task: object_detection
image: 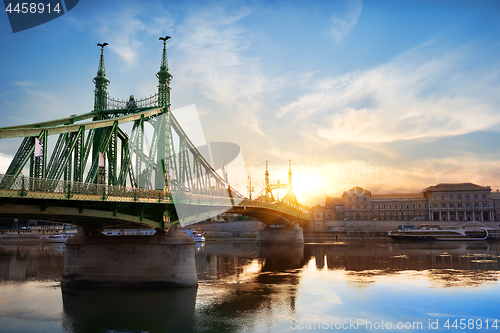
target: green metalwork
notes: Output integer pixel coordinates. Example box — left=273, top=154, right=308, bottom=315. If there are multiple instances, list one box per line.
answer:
left=85, top=121, right=118, bottom=184
left=93, top=43, right=110, bottom=112
left=135, top=115, right=144, bottom=188
left=107, top=121, right=118, bottom=186
left=73, top=127, right=84, bottom=182
left=157, top=36, right=173, bottom=109
left=155, top=37, right=176, bottom=194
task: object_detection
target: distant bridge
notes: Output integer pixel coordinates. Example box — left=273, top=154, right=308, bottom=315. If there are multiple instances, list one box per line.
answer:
left=0, top=38, right=309, bottom=231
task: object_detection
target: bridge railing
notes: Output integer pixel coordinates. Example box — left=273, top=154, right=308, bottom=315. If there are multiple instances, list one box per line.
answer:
left=0, top=174, right=171, bottom=201
left=106, top=94, right=159, bottom=110
left=0, top=174, right=307, bottom=218
left=0, top=174, right=242, bottom=205
left=236, top=199, right=308, bottom=218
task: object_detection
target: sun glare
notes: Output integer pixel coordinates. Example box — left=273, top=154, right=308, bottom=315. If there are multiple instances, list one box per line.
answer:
left=293, top=172, right=330, bottom=206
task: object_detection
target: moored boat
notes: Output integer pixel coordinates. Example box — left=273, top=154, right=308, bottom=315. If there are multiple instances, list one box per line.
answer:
left=480, top=227, right=500, bottom=240
left=389, top=224, right=488, bottom=241
left=182, top=229, right=206, bottom=242
left=42, top=230, right=77, bottom=243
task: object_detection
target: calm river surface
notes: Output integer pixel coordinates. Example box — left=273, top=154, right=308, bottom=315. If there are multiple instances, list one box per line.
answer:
left=0, top=240, right=500, bottom=333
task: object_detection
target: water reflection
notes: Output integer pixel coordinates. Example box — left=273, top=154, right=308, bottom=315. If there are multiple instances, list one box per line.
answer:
left=0, top=240, right=499, bottom=333
left=61, top=286, right=197, bottom=333
left=303, top=241, right=500, bottom=287
left=0, top=244, right=64, bottom=281
left=194, top=242, right=308, bottom=332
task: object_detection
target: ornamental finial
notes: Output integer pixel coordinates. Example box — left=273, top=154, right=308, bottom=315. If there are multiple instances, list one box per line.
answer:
left=159, top=36, right=171, bottom=44
left=159, top=37, right=171, bottom=69
left=97, top=42, right=109, bottom=51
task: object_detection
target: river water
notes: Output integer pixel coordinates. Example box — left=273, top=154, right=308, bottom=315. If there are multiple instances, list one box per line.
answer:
left=0, top=240, right=499, bottom=333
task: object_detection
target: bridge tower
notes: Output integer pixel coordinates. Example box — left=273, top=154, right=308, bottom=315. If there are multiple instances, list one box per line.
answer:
left=93, top=43, right=110, bottom=112
left=288, top=160, right=292, bottom=186
left=92, top=43, right=110, bottom=184
left=155, top=36, right=174, bottom=191
left=257, top=160, right=299, bottom=207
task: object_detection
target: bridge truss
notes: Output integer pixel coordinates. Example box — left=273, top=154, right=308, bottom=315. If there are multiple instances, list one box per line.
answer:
left=0, top=37, right=309, bottom=230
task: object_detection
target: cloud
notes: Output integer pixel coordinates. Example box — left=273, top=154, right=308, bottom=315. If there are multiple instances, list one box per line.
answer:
left=94, top=4, right=174, bottom=69
left=63, top=16, right=85, bottom=32
left=174, top=7, right=267, bottom=136
left=96, top=7, right=146, bottom=67
left=330, top=0, right=363, bottom=43
left=8, top=81, right=68, bottom=116
left=359, top=156, right=500, bottom=195
left=0, top=153, right=13, bottom=174
left=279, top=42, right=500, bottom=146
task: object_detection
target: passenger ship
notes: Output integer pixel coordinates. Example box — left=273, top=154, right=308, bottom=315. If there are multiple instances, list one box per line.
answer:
left=388, top=224, right=491, bottom=241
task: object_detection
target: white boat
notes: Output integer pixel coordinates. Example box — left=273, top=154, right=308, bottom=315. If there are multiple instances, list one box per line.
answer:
left=182, top=229, right=206, bottom=242
left=479, top=227, right=500, bottom=240
left=388, top=224, right=488, bottom=241
left=42, top=231, right=77, bottom=243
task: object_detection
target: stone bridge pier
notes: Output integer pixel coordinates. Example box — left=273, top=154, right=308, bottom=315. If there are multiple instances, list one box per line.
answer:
left=62, top=225, right=198, bottom=287
left=256, top=223, right=304, bottom=244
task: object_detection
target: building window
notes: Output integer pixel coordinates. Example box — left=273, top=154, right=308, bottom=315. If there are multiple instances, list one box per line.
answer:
left=418, top=204, right=421, bottom=208
left=458, top=203, right=463, bottom=208
left=482, top=194, right=487, bottom=199
left=432, top=195, right=437, bottom=200
left=412, top=204, right=415, bottom=209
left=355, top=197, right=359, bottom=202
left=474, top=194, right=479, bottom=199
left=450, top=203, right=454, bottom=208
left=449, top=195, right=454, bottom=200
left=475, top=203, right=479, bottom=208
left=465, top=194, right=470, bottom=199
left=363, top=197, right=367, bottom=201
left=483, top=202, right=488, bottom=208
left=441, top=203, right=446, bottom=208
left=406, top=204, right=409, bottom=209
left=457, top=194, right=462, bottom=200
left=441, top=195, right=445, bottom=200
left=383, top=205, right=386, bottom=209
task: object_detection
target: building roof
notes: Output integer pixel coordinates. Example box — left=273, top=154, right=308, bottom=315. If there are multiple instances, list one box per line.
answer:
left=422, top=183, right=491, bottom=193
left=491, top=191, right=500, bottom=198
left=371, top=193, right=425, bottom=200
left=343, top=186, right=371, bottom=195
left=325, top=196, right=344, bottom=206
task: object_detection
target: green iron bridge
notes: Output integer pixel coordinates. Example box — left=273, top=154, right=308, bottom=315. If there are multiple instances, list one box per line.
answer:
left=0, top=37, right=309, bottom=231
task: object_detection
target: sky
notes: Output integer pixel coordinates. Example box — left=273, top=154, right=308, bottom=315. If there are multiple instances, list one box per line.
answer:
left=1, top=0, right=500, bottom=206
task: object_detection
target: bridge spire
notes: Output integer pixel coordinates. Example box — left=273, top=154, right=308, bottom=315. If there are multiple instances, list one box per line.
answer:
left=157, top=36, right=173, bottom=110
left=265, top=161, right=269, bottom=188
left=288, top=160, right=292, bottom=185
left=93, top=43, right=110, bottom=112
